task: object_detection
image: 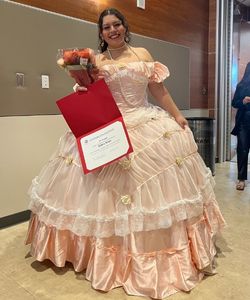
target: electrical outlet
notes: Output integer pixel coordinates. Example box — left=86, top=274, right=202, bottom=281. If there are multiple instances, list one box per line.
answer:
left=41, top=75, right=49, bottom=89
left=16, top=73, right=24, bottom=87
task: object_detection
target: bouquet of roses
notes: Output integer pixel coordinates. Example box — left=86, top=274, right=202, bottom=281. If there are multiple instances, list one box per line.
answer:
left=57, top=48, right=98, bottom=86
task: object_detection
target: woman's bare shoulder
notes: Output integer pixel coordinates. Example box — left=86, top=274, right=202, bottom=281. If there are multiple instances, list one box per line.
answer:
left=131, top=47, right=154, bottom=62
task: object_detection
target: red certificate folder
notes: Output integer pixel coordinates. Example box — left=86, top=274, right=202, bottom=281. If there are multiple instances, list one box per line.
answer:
left=56, top=79, right=133, bottom=174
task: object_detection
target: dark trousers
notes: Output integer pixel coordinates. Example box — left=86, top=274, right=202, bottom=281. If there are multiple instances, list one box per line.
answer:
left=237, top=124, right=250, bottom=180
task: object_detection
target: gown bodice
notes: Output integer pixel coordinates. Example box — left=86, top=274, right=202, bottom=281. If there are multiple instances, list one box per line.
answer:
left=100, top=61, right=169, bottom=114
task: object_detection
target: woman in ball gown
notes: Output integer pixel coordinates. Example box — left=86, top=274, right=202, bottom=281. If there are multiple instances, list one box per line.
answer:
left=26, top=7, right=226, bottom=299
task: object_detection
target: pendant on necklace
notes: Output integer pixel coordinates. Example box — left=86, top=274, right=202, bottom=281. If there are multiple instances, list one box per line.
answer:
left=116, top=63, right=126, bottom=69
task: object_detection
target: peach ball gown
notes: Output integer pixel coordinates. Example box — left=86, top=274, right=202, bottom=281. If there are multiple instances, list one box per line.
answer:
left=26, top=60, right=226, bottom=299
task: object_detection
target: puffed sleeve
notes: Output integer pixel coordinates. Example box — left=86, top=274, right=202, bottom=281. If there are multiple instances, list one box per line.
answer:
left=149, top=61, right=170, bottom=83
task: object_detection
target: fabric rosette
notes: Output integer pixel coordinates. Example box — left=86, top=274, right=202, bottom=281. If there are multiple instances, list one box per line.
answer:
left=57, top=48, right=97, bottom=86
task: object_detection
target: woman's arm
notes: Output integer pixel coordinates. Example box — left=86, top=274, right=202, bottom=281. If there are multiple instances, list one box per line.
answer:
left=148, top=81, right=188, bottom=128
left=140, top=48, right=188, bottom=128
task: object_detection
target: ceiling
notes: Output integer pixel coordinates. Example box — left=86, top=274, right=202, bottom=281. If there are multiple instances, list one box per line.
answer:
left=237, top=0, right=250, bottom=6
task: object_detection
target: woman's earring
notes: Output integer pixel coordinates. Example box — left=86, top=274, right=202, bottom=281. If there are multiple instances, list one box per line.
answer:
left=125, top=32, right=130, bottom=43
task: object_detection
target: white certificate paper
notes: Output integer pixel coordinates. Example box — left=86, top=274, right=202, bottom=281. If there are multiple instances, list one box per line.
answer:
left=80, top=121, right=129, bottom=170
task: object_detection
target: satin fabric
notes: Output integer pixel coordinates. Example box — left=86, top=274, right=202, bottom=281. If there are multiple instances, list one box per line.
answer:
left=26, top=208, right=222, bottom=299
left=26, top=62, right=226, bottom=299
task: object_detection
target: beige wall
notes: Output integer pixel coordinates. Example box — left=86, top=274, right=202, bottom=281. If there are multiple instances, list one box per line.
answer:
left=0, top=115, right=67, bottom=217
left=1, top=1, right=190, bottom=116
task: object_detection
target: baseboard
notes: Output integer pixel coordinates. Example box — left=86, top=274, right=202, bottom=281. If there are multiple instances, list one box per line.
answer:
left=0, top=210, right=31, bottom=229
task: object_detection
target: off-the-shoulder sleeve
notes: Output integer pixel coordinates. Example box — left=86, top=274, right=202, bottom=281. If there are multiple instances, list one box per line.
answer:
left=149, top=61, right=170, bottom=83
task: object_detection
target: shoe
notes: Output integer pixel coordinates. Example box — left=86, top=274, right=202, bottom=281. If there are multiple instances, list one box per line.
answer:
left=202, top=264, right=217, bottom=276
left=236, top=180, right=245, bottom=191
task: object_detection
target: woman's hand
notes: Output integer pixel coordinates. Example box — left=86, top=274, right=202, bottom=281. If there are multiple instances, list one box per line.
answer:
left=73, top=83, right=87, bottom=92
left=73, top=70, right=104, bottom=92
left=71, top=48, right=104, bottom=92
left=175, top=115, right=189, bottom=129
left=243, top=96, right=250, bottom=104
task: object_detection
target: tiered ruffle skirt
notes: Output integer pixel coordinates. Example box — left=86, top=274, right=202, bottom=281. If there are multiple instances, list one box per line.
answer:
left=26, top=106, right=225, bottom=299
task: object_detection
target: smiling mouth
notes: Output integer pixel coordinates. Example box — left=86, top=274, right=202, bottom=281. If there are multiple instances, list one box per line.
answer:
left=109, top=34, right=120, bottom=39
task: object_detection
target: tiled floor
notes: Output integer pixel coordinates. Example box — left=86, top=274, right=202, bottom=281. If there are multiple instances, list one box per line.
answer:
left=0, top=162, right=249, bottom=300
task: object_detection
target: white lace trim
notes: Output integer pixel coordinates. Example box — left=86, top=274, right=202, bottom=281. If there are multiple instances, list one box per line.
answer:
left=28, top=174, right=217, bottom=238
left=29, top=187, right=204, bottom=221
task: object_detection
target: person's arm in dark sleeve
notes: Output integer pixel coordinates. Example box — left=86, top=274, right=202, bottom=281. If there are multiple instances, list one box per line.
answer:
left=232, top=85, right=246, bottom=109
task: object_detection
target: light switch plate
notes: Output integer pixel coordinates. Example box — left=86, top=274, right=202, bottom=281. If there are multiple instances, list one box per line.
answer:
left=41, top=75, right=49, bottom=89
left=137, top=0, right=145, bottom=9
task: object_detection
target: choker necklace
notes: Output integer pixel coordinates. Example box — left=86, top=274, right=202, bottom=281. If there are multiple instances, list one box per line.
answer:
left=107, top=43, right=127, bottom=51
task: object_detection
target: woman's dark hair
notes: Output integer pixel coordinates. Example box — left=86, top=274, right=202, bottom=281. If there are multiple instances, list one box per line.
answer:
left=98, top=8, right=131, bottom=53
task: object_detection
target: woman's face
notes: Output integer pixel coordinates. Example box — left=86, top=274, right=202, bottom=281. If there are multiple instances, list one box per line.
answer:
left=101, top=15, right=126, bottom=49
